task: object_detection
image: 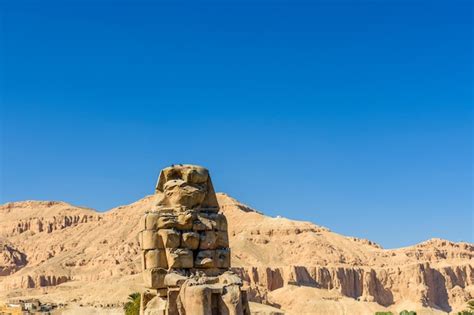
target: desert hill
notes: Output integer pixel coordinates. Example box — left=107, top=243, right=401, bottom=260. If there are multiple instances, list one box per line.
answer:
left=0, top=193, right=472, bottom=314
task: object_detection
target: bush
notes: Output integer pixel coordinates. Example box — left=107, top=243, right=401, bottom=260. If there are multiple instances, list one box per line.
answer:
left=458, top=311, right=474, bottom=315
left=400, top=311, right=416, bottom=315
left=375, top=312, right=393, bottom=315
left=124, top=292, right=140, bottom=315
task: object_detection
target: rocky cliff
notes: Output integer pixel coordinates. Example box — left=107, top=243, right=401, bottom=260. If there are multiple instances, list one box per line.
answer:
left=0, top=194, right=472, bottom=314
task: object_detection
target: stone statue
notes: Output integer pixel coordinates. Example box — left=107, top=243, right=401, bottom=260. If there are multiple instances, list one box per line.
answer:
left=139, top=164, right=250, bottom=315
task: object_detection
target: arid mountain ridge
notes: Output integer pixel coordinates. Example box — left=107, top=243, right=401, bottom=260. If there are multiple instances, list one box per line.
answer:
left=0, top=193, right=472, bottom=314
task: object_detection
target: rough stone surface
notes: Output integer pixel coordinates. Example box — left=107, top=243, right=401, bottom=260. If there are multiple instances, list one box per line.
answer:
left=143, top=268, right=167, bottom=289
left=181, top=232, right=200, bottom=250
left=0, top=180, right=472, bottom=314
left=139, top=165, right=250, bottom=314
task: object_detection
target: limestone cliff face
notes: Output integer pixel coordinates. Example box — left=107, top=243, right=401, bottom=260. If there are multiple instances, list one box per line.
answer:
left=0, top=201, right=101, bottom=237
left=233, top=263, right=473, bottom=311
left=0, top=194, right=472, bottom=313
left=0, top=241, right=27, bottom=276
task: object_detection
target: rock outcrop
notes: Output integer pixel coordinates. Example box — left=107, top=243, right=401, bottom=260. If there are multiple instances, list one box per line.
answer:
left=0, top=184, right=472, bottom=314
left=0, top=240, right=27, bottom=276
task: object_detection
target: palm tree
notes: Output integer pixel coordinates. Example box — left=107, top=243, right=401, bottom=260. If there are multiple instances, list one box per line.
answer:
left=124, top=292, right=141, bottom=315
left=468, top=299, right=474, bottom=310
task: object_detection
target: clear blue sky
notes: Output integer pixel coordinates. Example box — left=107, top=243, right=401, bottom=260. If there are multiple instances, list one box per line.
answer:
left=0, top=0, right=472, bottom=248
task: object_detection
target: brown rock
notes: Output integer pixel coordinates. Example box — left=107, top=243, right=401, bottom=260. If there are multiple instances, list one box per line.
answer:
left=156, top=215, right=177, bottom=229
left=181, top=232, right=200, bottom=250
left=144, top=249, right=167, bottom=269
left=158, top=229, right=181, bottom=248
left=139, top=230, right=163, bottom=250
left=0, top=167, right=471, bottom=314
left=195, top=250, right=216, bottom=268
left=199, top=231, right=218, bottom=250
left=177, top=211, right=194, bottom=230
left=165, top=248, right=193, bottom=269
left=216, top=249, right=231, bottom=269
left=143, top=267, right=167, bottom=289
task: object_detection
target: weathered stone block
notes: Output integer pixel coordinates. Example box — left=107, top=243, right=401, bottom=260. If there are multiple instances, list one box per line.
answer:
left=218, top=271, right=242, bottom=286
left=192, top=213, right=228, bottom=232
left=221, top=284, right=244, bottom=314
left=164, top=272, right=187, bottom=287
left=143, top=296, right=167, bottom=315
left=181, top=232, right=200, bottom=250
left=193, top=214, right=214, bottom=231
left=157, top=215, right=177, bottom=229
left=216, top=231, right=229, bottom=248
left=199, top=231, right=218, bottom=250
left=165, top=248, right=193, bottom=268
left=191, top=268, right=227, bottom=277
left=192, top=220, right=209, bottom=231
left=214, top=213, right=228, bottom=231
left=144, top=249, right=167, bottom=269
left=145, top=212, right=160, bottom=230
left=143, top=267, right=167, bottom=289
left=176, top=211, right=194, bottom=230
left=140, top=165, right=250, bottom=315
left=140, top=230, right=164, bottom=250
left=141, top=291, right=156, bottom=315
left=158, top=229, right=181, bottom=248
left=167, top=288, right=180, bottom=315
left=156, top=289, right=168, bottom=297
left=195, top=250, right=215, bottom=268
left=216, top=249, right=231, bottom=269
left=176, top=285, right=215, bottom=314
left=141, top=251, right=146, bottom=270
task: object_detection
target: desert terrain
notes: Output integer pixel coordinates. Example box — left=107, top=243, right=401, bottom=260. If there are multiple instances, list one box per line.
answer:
left=1, top=193, right=472, bottom=314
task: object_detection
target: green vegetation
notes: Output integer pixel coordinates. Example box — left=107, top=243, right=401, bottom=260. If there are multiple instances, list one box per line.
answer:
left=124, top=292, right=140, bottom=315
left=375, top=312, right=393, bottom=315
left=468, top=300, right=474, bottom=310
left=456, top=300, right=474, bottom=315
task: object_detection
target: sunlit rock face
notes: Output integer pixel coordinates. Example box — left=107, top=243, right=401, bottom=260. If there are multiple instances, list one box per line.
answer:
left=139, top=164, right=250, bottom=315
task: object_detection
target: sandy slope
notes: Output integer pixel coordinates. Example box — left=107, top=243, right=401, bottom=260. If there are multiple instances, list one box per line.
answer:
left=0, top=193, right=472, bottom=314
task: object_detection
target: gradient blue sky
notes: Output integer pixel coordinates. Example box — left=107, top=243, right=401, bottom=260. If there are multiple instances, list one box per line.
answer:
left=1, top=0, right=472, bottom=248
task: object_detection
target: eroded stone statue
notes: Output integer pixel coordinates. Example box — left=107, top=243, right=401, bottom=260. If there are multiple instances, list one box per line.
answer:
left=139, top=164, right=250, bottom=315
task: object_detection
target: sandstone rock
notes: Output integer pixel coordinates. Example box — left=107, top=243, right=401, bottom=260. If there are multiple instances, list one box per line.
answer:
left=144, top=249, right=167, bottom=269
left=199, top=231, right=218, bottom=250
left=0, top=175, right=471, bottom=313
left=155, top=165, right=219, bottom=209
left=164, top=271, right=188, bottom=287
left=195, top=250, right=216, bottom=268
left=143, top=295, right=166, bottom=315
left=145, top=213, right=160, bottom=230
left=165, top=248, right=194, bottom=269
left=216, top=231, right=229, bottom=248
left=156, top=215, right=178, bottom=229
left=139, top=165, right=249, bottom=315
left=216, top=249, right=231, bottom=269
left=181, top=231, right=200, bottom=250
left=143, top=267, right=167, bottom=289
left=158, top=229, right=181, bottom=248
left=139, top=230, right=163, bottom=250
left=177, top=211, right=194, bottom=230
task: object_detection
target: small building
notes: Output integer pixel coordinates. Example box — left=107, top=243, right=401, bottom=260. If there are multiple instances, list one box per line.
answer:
left=22, top=300, right=40, bottom=312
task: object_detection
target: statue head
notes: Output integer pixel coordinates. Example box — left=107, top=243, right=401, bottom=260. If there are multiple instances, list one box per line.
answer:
left=155, top=164, right=218, bottom=209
